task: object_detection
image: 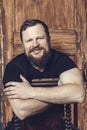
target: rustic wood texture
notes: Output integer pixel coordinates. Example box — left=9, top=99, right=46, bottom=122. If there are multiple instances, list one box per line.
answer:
left=74, top=0, right=86, bottom=70
left=0, top=6, right=2, bottom=130
left=0, top=4, right=6, bottom=129
left=75, top=0, right=87, bottom=129
left=1, top=0, right=87, bottom=130
left=3, top=0, right=14, bottom=62
left=15, top=0, right=75, bottom=31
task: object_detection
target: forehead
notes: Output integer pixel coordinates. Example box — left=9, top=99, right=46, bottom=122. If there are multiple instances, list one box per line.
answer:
left=22, top=24, right=46, bottom=40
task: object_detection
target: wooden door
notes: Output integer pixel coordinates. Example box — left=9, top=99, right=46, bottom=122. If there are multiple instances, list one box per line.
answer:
left=2, top=0, right=87, bottom=130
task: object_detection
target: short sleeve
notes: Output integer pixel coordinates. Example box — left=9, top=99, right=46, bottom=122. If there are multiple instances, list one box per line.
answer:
left=57, top=54, right=77, bottom=75
left=3, top=62, right=22, bottom=87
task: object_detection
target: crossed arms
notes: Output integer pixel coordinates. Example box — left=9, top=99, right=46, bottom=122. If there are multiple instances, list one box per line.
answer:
left=4, top=68, right=85, bottom=120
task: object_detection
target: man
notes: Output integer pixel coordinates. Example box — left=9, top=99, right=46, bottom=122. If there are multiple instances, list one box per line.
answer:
left=3, top=19, right=85, bottom=130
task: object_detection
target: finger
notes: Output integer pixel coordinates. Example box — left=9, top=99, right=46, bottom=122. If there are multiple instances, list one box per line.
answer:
left=5, top=81, right=20, bottom=87
left=7, top=95, right=18, bottom=99
left=20, top=74, right=28, bottom=83
left=4, top=86, right=15, bottom=92
left=4, top=91, right=16, bottom=96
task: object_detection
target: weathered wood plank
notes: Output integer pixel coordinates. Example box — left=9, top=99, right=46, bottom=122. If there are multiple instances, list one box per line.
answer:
left=3, top=0, right=15, bottom=62
left=14, top=0, right=75, bottom=30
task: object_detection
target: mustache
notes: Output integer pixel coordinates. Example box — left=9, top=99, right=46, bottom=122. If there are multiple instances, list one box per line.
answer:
left=29, top=46, right=44, bottom=53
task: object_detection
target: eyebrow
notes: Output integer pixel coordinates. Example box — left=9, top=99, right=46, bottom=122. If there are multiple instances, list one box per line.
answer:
left=25, top=35, right=46, bottom=42
left=26, top=38, right=32, bottom=42
left=23, top=38, right=33, bottom=43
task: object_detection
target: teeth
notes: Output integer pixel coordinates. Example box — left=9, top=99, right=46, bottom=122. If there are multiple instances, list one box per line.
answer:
left=34, top=50, right=39, bottom=52
left=34, top=49, right=41, bottom=52
left=33, top=49, right=41, bottom=53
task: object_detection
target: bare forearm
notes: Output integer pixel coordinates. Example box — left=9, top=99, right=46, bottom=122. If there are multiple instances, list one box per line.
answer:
left=9, top=98, right=50, bottom=120
left=18, top=99, right=51, bottom=119
left=32, top=83, right=85, bottom=104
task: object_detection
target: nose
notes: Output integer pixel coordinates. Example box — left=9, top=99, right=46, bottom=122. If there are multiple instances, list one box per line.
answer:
left=33, top=39, right=39, bottom=47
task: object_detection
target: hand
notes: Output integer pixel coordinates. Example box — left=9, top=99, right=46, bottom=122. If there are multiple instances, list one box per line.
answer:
left=4, top=75, right=34, bottom=99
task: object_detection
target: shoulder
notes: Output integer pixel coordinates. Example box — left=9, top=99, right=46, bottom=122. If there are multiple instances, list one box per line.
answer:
left=59, top=68, right=83, bottom=84
left=51, top=49, right=72, bottom=62
left=3, top=53, right=28, bottom=85
left=6, top=53, right=28, bottom=67
left=4, top=53, right=29, bottom=77
left=10, top=53, right=27, bottom=63
left=51, top=49, right=77, bottom=68
left=48, top=49, right=77, bottom=77
left=51, top=49, right=65, bottom=58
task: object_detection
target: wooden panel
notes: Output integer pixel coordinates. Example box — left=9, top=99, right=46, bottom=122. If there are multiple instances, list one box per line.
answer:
left=54, top=0, right=75, bottom=29
left=3, top=0, right=15, bottom=62
left=14, top=0, right=75, bottom=31
left=75, top=1, right=87, bottom=129
left=78, top=92, right=87, bottom=130
left=0, top=7, right=2, bottom=130
left=50, top=30, right=77, bottom=55
left=15, top=0, right=24, bottom=32
left=0, top=5, right=7, bottom=129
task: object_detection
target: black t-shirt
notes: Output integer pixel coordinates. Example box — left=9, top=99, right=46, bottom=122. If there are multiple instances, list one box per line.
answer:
left=3, top=49, right=77, bottom=130
left=3, top=49, right=77, bottom=85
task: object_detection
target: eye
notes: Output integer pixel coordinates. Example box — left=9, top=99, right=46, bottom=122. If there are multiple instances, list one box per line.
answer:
left=26, top=39, right=33, bottom=43
left=37, top=36, right=44, bottom=41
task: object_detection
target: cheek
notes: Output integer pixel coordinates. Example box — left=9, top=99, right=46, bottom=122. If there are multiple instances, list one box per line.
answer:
left=41, top=41, right=49, bottom=48
left=43, top=43, right=50, bottom=51
left=24, top=45, right=30, bottom=54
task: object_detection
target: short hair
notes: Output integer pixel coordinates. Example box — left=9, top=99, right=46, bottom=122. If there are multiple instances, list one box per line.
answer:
left=20, top=19, right=50, bottom=43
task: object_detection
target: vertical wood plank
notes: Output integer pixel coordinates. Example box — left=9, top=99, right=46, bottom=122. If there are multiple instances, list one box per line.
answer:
left=14, top=0, right=76, bottom=31
left=74, top=1, right=87, bottom=129
left=3, top=0, right=15, bottom=62
left=15, top=0, right=24, bottom=31
left=54, top=0, right=75, bottom=29
left=2, top=0, right=15, bottom=128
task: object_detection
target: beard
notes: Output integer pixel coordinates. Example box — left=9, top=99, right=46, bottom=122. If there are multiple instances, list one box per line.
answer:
left=26, top=47, right=51, bottom=69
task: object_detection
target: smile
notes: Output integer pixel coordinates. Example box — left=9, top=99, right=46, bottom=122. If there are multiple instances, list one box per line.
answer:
left=32, top=49, right=43, bottom=54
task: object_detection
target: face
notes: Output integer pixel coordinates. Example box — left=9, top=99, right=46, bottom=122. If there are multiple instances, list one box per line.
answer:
left=22, top=24, right=50, bottom=67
